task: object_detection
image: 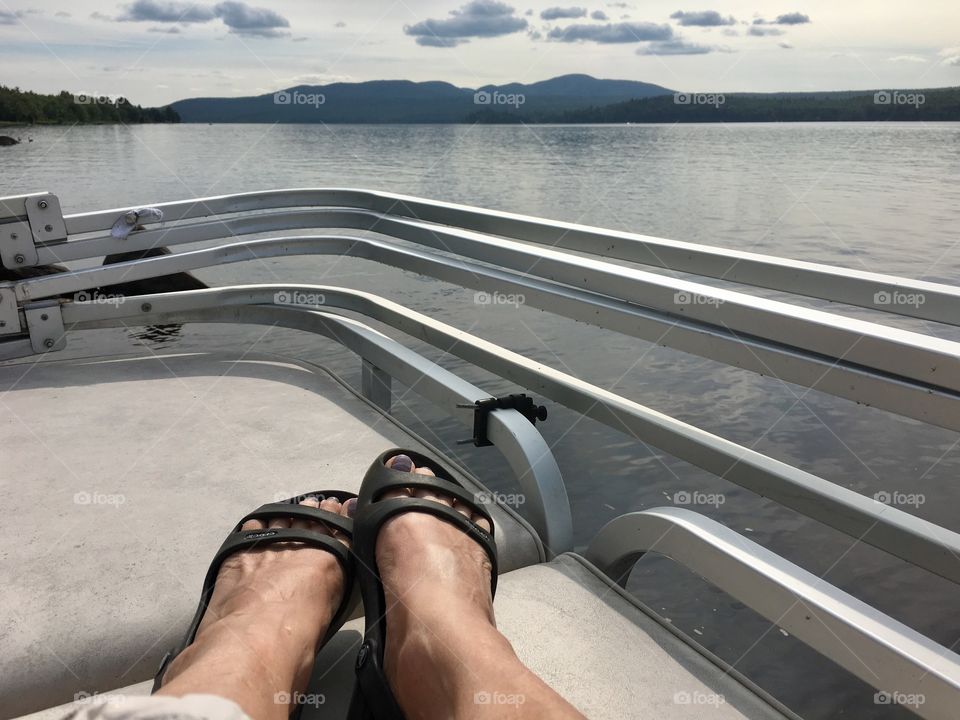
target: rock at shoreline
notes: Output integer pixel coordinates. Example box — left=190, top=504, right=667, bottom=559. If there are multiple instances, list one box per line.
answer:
left=0, top=135, right=21, bottom=146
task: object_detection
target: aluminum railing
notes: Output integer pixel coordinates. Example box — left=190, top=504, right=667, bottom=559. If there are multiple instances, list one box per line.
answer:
left=586, top=508, right=960, bottom=720
left=3, top=188, right=960, bottom=717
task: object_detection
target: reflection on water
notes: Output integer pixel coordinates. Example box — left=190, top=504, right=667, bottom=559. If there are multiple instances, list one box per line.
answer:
left=3, top=122, right=959, bottom=720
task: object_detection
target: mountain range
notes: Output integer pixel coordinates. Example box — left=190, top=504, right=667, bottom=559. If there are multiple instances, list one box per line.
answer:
left=170, top=74, right=673, bottom=123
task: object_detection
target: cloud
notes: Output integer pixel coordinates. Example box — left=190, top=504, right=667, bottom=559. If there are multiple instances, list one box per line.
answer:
left=748, top=25, right=783, bottom=36
left=56, top=11, right=72, bottom=17
left=0, top=10, right=17, bottom=24
left=547, top=21, right=672, bottom=43
left=591, top=10, right=608, bottom=20
left=773, top=12, right=810, bottom=25
left=90, top=11, right=114, bottom=20
left=753, top=12, right=811, bottom=26
left=721, top=27, right=738, bottom=36
left=669, top=10, right=735, bottom=27
left=638, top=38, right=714, bottom=55
left=404, top=1, right=528, bottom=46
left=887, top=55, right=926, bottom=63
left=540, top=6, right=586, bottom=20
left=215, top=1, right=290, bottom=37
left=939, top=47, right=960, bottom=66
left=118, top=0, right=217, bottom=23
left=148, top=25, right=181, bottom=33
left=778, top=41, right=793, bottom=49
left=115, top=1, right=290, bottom=37
left=334, top=21, right=346, bottom=27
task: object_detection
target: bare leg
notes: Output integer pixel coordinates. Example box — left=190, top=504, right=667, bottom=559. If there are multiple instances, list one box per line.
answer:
left=377, top=454, right=585, bottom=719
left=156, top=495, right=352, bottom=720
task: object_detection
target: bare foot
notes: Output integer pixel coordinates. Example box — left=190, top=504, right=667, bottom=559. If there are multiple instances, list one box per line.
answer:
left=375, top=454, right=584, bottom=720
left=158, top=494, right=354, bottom=720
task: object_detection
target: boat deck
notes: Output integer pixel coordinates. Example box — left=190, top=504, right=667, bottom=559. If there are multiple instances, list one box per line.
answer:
left=1, top=352, right=785, bottom=720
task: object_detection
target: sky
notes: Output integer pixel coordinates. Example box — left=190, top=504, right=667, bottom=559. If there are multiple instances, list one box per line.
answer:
left=1, top=0, right=958, bottom=106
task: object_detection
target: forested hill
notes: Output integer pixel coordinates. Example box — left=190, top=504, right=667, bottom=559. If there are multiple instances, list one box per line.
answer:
left=538, top=87, right=960, bottom=124
left=0, top=86, right=180, bottom=124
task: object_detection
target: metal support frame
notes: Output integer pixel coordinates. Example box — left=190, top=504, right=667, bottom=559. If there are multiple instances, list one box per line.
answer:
left=0, top=192, right=66, bottom=269
left=361, top=358, right=392, bottom=412
left=585, top=508, right=960, bottom=720
left=16, top=282, right=958, bottom=587
left=54, top=188, right=960, bottom=326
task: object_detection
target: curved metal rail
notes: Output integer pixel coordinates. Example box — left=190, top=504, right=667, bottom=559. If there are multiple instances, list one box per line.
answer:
left=37, top=187, right=960, bottom=327
left=585, top=507, right=960, bottom=720
left=40, top=282, right=960, bottom=587
left=10, top=234, right=960, bottom=433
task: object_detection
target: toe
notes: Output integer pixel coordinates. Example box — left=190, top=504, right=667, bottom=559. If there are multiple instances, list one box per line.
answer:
left=241, top=518, right=266, bottom=531
left=289, top=496, right=320, bottom=531
left=386, top=454, right=414, bottom=473
left=471, top=513, right=493, bottom=533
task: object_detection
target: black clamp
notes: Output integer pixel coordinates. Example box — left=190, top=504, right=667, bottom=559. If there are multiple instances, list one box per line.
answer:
left=458, top=393, right=548, bottom=447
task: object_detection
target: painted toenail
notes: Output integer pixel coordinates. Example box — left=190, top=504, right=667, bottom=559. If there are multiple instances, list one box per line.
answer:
left=346, top=498, right=358, bottom=517
left=390, top=455, right=413, bottom=472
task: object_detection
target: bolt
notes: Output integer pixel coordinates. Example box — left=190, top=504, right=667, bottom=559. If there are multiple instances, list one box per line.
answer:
left=40, top=313, right=48, bottom=321
left=10, top=232, right=17, bottom=240
left=13, top=253, right=24, bottom=264
left=141, top=302, right=152, bottom=312
left=43, top=338, right=54, bottom=349
left=38, top=200, right=48, bottom=209
left=44, top=224, right=53, bottom=233
left=0, top=321, right=5, bottom=328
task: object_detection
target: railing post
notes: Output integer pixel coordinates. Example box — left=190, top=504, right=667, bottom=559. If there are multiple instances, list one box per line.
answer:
left=361, top=359, right=392, bottom=412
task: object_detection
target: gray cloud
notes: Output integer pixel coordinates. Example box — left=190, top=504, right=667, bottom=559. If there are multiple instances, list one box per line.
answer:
left=669, top=10, right=735, bottom=27
left=540, top=6, right=586, bottom=20
left=547, top=21, right=672, bottom=43
left=0, top=10, right=16, bottom=25
left=118, top=1, right=217, bottom=23
left=404, top=1, right=527, bottom=47
left=334, top=21, right=346, bottom=28
left=638, top=38, right=712, bottom=55
left=748, top=25, right=783, bottom=36
left=214, top=1, right=289, bottom=37
left=778, top=41, right=793, bottom=49
left=148, top=25, right=181, bottom=33
left=56, top=11, right=72, bottom=17
left=116, top=1, right=290, bottom=36
left=591, top=10, right=608, bottom=20
left=753, top=12, right=811, bottom=26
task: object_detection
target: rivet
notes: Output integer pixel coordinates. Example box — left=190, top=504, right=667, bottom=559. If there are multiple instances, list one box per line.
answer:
left=43, top=338, right=54, bottom=349
left=44, top=224, right=53, bottom=232
left=10, top=232, right=17, bottom=240
left=13, top=253, right=24, bottom=264
left=38, top=200, right=48, bottom=209
left=141, top=302, right=152, bottom=312
left=40, top=313, right=49, bottom=321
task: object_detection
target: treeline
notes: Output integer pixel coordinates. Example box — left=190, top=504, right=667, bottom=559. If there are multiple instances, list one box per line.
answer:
left=0, top=86, right=180, bottom=124
left=468, top=87, right=960, bottom=123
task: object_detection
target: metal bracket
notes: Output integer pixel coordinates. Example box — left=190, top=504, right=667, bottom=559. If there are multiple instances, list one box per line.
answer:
left=458, top=393, right=548, bottom=447
left=0, top=193, right=65, bottom=269
left=25, top=302, right=66, bottom=353
left=25, top=194, right=67, bottom=244
left=0, top=287, right=20, bottom=335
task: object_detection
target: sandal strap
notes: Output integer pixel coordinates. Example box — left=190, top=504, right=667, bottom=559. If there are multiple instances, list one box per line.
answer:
left=153, top=491, right=356, bottom=693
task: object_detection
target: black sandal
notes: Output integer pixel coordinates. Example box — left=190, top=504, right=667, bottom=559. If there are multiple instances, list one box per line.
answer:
left=153, top=490, right=358, bottom=692
left=348, top=449, right=498, bottom=720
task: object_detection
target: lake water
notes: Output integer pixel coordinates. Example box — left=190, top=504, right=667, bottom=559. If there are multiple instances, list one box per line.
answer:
left=3, top=123, right=959, bottom=719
